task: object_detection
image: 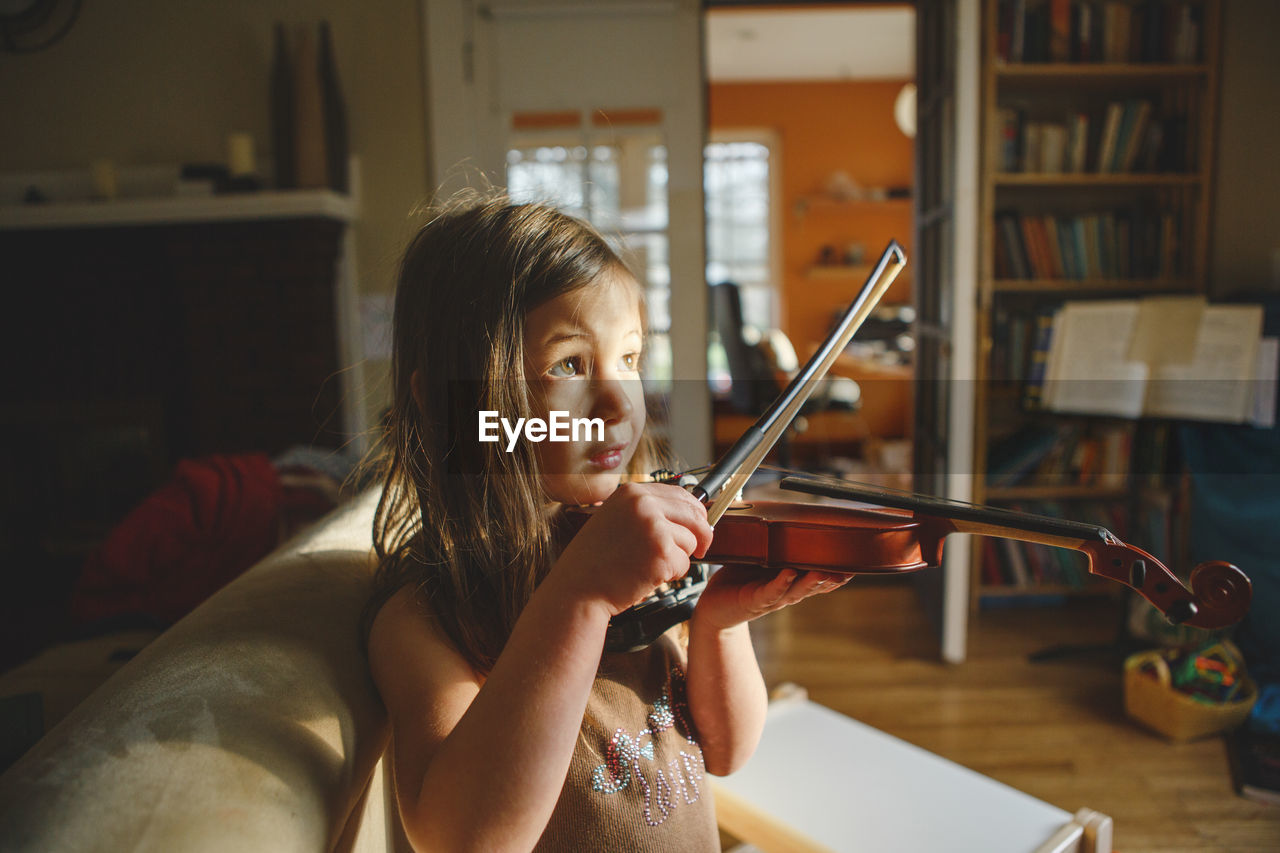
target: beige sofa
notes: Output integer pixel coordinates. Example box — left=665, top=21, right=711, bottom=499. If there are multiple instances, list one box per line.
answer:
left=0, top=489, right=402, bottom=852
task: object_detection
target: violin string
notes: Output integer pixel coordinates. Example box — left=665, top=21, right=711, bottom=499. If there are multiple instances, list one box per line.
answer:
left=737, top=464, right=1118, bottom=536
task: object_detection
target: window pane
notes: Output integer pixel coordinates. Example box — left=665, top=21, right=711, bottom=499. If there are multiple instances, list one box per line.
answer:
left=704, top=140, right=773, bottom=330
left=508, top=132, right=671, bottom=390
left=507, top=145, right=587, bottom=216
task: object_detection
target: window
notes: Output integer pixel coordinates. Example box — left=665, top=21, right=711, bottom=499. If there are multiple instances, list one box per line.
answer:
left=508, top=132, right=672, bottom=386
left=704, top=138, right=776, bottom=331
left=507, top=129, right=778, bottom=389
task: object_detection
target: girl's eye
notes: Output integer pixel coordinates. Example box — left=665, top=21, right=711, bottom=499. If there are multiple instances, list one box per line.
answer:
left=547, top=356, right=582, bottom=378
left=619, top=352, right=640, bottom=372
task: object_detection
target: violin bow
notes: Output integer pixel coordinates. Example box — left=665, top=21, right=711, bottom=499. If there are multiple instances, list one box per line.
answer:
left=692, top=240, right=907, bottom=522
left=601, top=241, right=905, bottom=653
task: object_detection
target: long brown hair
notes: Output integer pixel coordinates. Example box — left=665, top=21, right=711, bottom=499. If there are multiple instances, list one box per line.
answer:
left=365, top=193, right=668, bottom=672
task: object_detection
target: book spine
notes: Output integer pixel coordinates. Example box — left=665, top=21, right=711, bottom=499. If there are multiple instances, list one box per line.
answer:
left=1110, top=99, right=1139, bottom=172
left=1043, top=214, right=1066, bottom=279
left=1049, top=0, right=1072, bottom=62
left=1041, top=122, right=1067, bottom=173
left=1057, top=217, right=1079, bottom=279
left=999, top=212, right=1033, bottom=280
left=998, top=106, right=1023, bottom=172
left=1022, top=121, right=1044, bottom=172
left=1096, top=101, right=1125, bottom=173
left=1021, top=214, right=1049, bottom=279
left=1120, top=101, right=1153, bottom=172
left=1072, top=218, right=1090, bottom=279
left=1023, top=308, right=1058, bottom=409
left=1000, top=537, right=1032, bottom=587
left=1011, top=0, right=1027, bottom=62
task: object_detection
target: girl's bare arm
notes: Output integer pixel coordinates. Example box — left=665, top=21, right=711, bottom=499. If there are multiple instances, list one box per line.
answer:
left=370, top=581, right=610, bottom=853
left=685, top=567, right=851, bottom=775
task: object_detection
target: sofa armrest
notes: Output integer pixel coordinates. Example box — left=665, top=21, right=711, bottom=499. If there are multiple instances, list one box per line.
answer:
left=0, top=490, right=391, bottom=852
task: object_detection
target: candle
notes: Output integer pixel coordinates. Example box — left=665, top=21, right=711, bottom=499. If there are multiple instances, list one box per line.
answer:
left=90, top=159, right=118, bottom=201
left=227, top=132, right=256, bottom=177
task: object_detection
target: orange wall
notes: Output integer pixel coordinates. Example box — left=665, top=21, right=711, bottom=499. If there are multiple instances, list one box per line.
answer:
left=709, top=80, right=915, bottom=350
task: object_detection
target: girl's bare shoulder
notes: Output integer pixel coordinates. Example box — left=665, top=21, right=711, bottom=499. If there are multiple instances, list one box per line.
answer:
left=367, top=586, right=482, bottom=717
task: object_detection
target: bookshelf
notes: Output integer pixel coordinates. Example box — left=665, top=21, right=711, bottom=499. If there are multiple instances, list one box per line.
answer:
left=974, top=0, right=1219, bottom=605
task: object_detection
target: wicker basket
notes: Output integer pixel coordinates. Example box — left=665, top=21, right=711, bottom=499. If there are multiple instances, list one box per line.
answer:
left=1124, top=643, right=1257, bottom=742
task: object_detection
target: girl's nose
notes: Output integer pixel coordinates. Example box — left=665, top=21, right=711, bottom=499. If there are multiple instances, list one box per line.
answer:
left=591, top=377, right=634, bottom=424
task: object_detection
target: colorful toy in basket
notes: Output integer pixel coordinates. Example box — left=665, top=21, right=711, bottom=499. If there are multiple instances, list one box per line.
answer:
left=1124, top=639, right=1258, bottom=742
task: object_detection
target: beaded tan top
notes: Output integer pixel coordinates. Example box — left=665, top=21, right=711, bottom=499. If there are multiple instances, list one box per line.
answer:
left=534, top=632, right=720, bottom=852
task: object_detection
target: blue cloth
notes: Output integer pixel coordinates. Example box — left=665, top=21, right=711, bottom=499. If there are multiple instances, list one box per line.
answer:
left=1180, top=423, right=1280, bottom=682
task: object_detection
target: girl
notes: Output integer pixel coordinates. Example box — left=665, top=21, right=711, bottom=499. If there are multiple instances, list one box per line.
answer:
left=365, top=194, right=850, bottom=852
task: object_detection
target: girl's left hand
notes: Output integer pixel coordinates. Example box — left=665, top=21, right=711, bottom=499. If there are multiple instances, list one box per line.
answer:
left=692, top=565, right=852, bottom=632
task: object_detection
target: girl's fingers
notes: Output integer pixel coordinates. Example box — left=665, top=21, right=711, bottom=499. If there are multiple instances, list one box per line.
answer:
left=762, top=569, right=800, bottom=605
left=773, top=570, right=850, bottom=606
left=808, top=572, right=852, bottom=593
left=649, top=483, right=713, bottom=557
left=667, top=522, right=698, bottom=562
left=669, top=487, right=714, bottom=557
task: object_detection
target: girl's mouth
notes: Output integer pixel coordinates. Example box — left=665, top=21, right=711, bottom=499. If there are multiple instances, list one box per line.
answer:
left=587, top=443, right=629, bottom=470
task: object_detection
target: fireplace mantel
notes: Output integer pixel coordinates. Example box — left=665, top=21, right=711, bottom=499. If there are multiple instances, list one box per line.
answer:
left=0, top=188, right=357, bottom=230
left=2, top=190, right=368, bottom=467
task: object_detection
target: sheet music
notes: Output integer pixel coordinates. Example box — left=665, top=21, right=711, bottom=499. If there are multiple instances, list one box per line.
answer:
left=1127, top=295, right=1205, bottom=366
left=1144, top=305, right=1264, bottom=422
left=1043, top=300, right=1148, bottom=418
left=1249, top=337, right=1278, bottom=429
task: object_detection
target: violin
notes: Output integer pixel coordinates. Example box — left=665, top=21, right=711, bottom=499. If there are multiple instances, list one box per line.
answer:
left=570, top=242, right=1252, bottom=652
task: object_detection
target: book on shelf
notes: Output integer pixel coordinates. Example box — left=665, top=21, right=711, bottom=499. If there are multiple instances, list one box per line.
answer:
left=1040, top=123, right=1068, bottom=174
left=1022, top=121, right=1044, bottom=172
left=994, top=208, right=1179, bottom=281
left=997, top=0, right=1205, bottom=65
left=995, top=98, right=1188, bottom=174
left=1049, top=0, right=1072, bottom=62
left=1096, top=101, right=1126, bottom=173
left=1024, top=296, right=1270, bottom=423
left=986, top=426, right=1064, bottom=487
left=1066, top=112, right=1090, bottom=172
left=1072, top=0, right=1095, bottom=62
left=1130, top=421, right=1174, bottom=488
left=1020, top=307, right=1058, bottom=407
left=1119, top=101, right=1153, bottom=171
left=996, top=107, right=1023, bottom=172
left=986, top=422, right=1134, bottom=489
left=999, top=537, right=1033, bottom=586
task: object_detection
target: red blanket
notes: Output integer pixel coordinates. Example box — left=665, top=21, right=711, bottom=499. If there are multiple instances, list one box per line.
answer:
left=70, top=454, right=282, bottom=627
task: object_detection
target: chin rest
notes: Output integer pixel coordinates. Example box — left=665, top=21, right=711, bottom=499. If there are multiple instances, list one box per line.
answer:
left=0, top=489, right=399, bottom=852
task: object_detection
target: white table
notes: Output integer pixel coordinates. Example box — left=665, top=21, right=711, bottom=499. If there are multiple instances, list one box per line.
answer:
left=711, top=695, right=1111, bottom=853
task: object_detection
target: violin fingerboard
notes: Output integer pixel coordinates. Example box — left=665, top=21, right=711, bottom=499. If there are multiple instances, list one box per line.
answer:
left=779, top=477, right=1114, bottom=544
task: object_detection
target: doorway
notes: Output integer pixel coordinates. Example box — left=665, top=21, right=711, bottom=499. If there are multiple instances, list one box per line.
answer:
left=704, top=3, right=918, bottom=486
left=705, top=1, right=980, bottom=663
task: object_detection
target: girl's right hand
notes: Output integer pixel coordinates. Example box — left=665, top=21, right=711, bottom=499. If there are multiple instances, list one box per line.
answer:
left=548, top=482, right=714, bottom=616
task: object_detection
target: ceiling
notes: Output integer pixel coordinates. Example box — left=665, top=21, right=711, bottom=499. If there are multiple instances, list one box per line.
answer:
left=705, top=5, right=915, bottom=82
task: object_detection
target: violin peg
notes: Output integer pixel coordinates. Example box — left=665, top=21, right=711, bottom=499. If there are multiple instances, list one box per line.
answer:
left=1130, top=559, right=1147, bottom=589
left=1167, top=599, right=1198, bottom=625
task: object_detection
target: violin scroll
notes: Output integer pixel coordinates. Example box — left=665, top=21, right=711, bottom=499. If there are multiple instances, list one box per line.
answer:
left=1082, top=539, right=1251, bottom=630
left=1187, top=560, right=1253, bottom=628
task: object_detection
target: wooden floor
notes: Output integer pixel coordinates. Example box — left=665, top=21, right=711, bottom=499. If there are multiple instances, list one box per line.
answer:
left=740, top=579, right=1280, bottom=853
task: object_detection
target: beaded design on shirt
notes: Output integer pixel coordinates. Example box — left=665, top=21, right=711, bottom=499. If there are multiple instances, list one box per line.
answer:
left=589, top=664, right=705, bottom=826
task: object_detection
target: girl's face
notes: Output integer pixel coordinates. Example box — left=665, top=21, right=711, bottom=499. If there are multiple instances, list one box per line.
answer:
left=523, top=269, right=647, bottom=506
